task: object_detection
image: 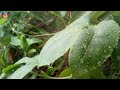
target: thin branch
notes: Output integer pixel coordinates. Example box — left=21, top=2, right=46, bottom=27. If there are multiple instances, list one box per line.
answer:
left=32, top=33, right=55, bottom=37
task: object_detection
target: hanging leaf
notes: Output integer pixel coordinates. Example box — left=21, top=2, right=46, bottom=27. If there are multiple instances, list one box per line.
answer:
left=37, top=11, right=92, bottom=67
left=69, top=20, right=120, bottom=78
left=20, top=34, right=29, bottom=52
left=0, top=11, right=92, bottom=79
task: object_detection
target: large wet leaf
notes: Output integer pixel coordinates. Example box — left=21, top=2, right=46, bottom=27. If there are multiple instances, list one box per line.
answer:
left=37, top=11, right=92, bottom=67
left=69, top=20, right=120, bottom=78
left=0, top=11, right=92, bottom=79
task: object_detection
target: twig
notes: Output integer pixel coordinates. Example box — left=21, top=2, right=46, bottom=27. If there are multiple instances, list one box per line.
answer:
left=32, top=33, right=55, bottom=37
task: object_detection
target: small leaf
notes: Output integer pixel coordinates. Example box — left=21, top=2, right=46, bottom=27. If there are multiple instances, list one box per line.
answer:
left=46, top=66, right=56, bottom=76
left=2, top=64, right=20, bottom=74
left=90, top=11, right=106, bottom=23
left=6, top=57, right=37, bottom=79
left=59, top=68, right=71, bottom=77
left=20, top=34, right=29, bottom=52
left=28, top=49, right=36, bottom=54
left=27, top=38, right=42, bottom=45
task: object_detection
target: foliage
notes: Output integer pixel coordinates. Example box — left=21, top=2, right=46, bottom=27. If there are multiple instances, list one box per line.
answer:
left=1, top=11, right=120, bottom=79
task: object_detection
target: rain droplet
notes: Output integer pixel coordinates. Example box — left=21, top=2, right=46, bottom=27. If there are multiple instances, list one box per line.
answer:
left=87, top=38, right=89, bottom=40
left=104, top=50, right=106, bottom=53
left=97, top=49, right=99, bottom=52
left=92, top=66, right=96, bottom=70
left=84, top=69, right=88, bottom=73
left=105, top=33, right=108, bottom=35
left=108, top=46, right=111, bottom=49
left=88, top=55, right=91, bottom=58
left=97, top=61, right=101, bottom=66
left=84, top=39, right=87, bottom=42
left=99, top=39, right=102, bottom=41
left=86, top=32, right=89, bottom=35
left=80, top=59, right=84, bottom=64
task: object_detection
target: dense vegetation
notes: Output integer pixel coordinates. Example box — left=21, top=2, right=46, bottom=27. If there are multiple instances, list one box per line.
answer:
left=1, top=11, right=120, bottom=79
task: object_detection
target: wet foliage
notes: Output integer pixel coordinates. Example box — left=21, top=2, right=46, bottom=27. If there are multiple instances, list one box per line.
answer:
left=0, top=11, right=120, bottom=79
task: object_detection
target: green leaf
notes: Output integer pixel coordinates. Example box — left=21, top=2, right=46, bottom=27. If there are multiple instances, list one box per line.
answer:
left=59, top=68, right=71, bottom=77
left=69, top=20, right=120, bottom=78
left=111, top=11, right=120, bottom=17
left=46, top=66, right=56, bottom=76
left=90, top=11, right=106, bottom=23
left=37, top=11, right=92, bottom=67
left=10, top=36, right=42, bottom=46
left=0, top=29, right=4, bottom=37
left=2, top=64, right=20, bottom=74
left=89, top=69, right=106, bottom=79
left=28, top=49, right=36, bottom=54
left=27, top=38, right=42, bottom=45
left=10, top=37, right=21, bottom=46
left=20, top=34, right=29, bottom=52
left=1, top=11, right=93, bottom=79
left=69, top=11, right=85, bottom=23
left=0, top=19, right=8, bottom=25
left=7, top=57, right=37, bottom=79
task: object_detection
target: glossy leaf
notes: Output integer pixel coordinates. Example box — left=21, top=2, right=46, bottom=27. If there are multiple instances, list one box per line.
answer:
left=37, top=11, right=92, bottom=67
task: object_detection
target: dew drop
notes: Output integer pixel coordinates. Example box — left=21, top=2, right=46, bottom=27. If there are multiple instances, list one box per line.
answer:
left=99, top=39, right=102, bottom=41
left=84, top=69, right=88, bottom=73
left=105, top=33, right=108, bottom=35
left=80, top=59, right=84, bottom=64
left=104, top=50, right=106, bottom=53
left=88, top=55, right=91, bottom=58
left=84, top=39, right=87, bottom=42
left=97, top=61, right=101, bottom=66
left=97, top=49, right=99, bottom=52
left=108, top=46, right=111, bottom=49
left=92, top=66, right=96, bottom=70
left=86, top=32, right=89, bottom=35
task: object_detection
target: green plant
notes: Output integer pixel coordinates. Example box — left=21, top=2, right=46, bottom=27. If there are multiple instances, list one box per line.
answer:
left=1, top=11, right=120, bottom=79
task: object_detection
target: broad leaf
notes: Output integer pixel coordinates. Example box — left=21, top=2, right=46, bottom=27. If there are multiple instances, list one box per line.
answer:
left=7, top=57, right=37, bottom=79
left=10, top=37, right=21, bottom=46
left=37, top=11, right=92, bottom=67
left=69, top=20, right=120, bottom=78
left=1, top=11, right=94, bottom=79
left=10, top=36, right=42, bottom=46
